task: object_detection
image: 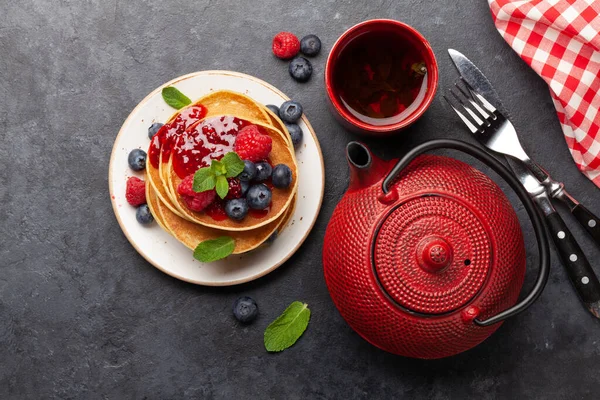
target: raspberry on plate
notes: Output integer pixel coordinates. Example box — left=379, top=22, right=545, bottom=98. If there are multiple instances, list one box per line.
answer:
left=272, top=32, right=300, bottom=60
left=234, top=125, right=272, bottom=162
left=125, top=176, right=146, bottom=206
left=177, top=174, right=216, bottom=212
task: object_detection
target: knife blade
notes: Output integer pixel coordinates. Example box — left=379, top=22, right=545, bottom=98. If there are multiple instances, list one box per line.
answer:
left=449, top=48, right=600, bottom=248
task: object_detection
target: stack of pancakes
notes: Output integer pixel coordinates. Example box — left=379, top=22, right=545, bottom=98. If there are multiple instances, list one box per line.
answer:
left=145, top=90, right=299, bottom=255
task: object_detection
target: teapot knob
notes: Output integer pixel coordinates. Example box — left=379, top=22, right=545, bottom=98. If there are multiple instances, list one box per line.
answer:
left=461, top=306, right=481, bottom=324
left=416, top=236, right=453, bottom=273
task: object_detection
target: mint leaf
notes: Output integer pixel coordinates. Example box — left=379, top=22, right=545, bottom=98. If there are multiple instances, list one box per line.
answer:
left=162, top=86, right=192, bottom=109
left=193, top=167, right=216, bottom=192
left=264, top=301, right=310, bottom=352
left=215, top=175, right=229, bottom=199
left=221, top=152, right=245, bottom=178
left=194, top=236, right=235, bottom=262
left=211, top=160, right=227, bottom=176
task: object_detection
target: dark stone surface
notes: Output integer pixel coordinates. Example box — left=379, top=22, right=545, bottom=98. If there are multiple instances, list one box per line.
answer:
left=1, top=0, right=599, bottom=398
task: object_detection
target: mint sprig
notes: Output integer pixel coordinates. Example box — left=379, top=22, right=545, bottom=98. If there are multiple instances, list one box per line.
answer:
left=193, top=152, right=245, bottom=199
left=264, top=301, right=311, bottom=352
left=162, top=86, right=192, bottom=109
left=194, top=236, right=235, bottom=262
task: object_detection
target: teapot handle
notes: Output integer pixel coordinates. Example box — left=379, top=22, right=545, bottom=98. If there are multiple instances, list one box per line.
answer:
left=382, top=139, right=550, bottom=327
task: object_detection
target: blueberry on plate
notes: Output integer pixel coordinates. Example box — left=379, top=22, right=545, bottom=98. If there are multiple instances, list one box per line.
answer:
left=266, top=230, right=278, bottom=244
left=284, top=123, right=303, bottom=149
left=300, top=34, right=321, bottom=57
left=233, top=296, right=258, bottom=323
left=279, top=100, right=303, bottom=123
left=266, top=104, right=280, bottom=116
left=272, top=164, right=293, bottom=189
left=128, top=149, right=147, bottom=171
left=225, top=198, right=249, bottom=221
left=240, top=180, right=250, bottom=196
left=238, top=160, right=257, bottom=181
left=136, top=204, right=154, bottom=224
left=148, top=122, right=163, bottom=139
left=247, top=184, right=272, bottom=210
left=289, top=57, right=313, bottom=82
left=254, top=162, right=272, bottom=181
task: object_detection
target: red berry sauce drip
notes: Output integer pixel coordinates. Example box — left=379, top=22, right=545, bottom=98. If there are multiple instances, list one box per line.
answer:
left=204, top=200, right=228, bottom=221
left=248, top=206, right=271, bottom=219
left=171, top=116, right=250, bottom=179
left=148, top=105, right=207, bottom=168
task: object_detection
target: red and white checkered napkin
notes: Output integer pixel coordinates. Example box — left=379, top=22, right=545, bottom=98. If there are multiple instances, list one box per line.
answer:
left=489, top=0, right=600, bottom=186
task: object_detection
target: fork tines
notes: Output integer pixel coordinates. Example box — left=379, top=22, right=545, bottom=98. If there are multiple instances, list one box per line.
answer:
left=443, top=78, right=498, bottom=133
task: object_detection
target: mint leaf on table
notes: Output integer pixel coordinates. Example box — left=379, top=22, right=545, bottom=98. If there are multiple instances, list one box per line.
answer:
left=264, top=301, right=311, bottom=352
left=221, top=152, right=245, bottom=178
left=193, top=167, right=216, bottom=192
left=162, top=86, right=192, bottom=109
left=215, top=175, right=229, bottom=199
left=194, top=236, right=235, bottom=262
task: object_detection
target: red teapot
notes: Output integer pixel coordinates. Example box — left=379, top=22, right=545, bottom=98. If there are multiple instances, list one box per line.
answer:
left=323, top=139, right=550, bottom=359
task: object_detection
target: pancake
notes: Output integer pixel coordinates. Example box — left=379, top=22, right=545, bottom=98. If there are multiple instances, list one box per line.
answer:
left=165, top=117, right=298, bottom=231
left=155, top=185, right=297, bottom=254
left=146, top=180, right=171, bottom=233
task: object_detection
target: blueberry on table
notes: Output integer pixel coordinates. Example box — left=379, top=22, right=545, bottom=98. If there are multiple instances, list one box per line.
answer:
left=300, top=34, right=321, bottom=57
left=284, top=123, right=303, bottom=149
left=148, top=122, right=163, bottom=139
left=225, top=198, right=249, bottom=221
left=289, top=57, right=313, bottom=82
left=136, top=204, right=154, bottom=224
left=233, top=296, right=258, bottom=323
left=272, top=164, right=293, bottom=189
left=128, top=149, right=147, bottom=171
left=239, top=160, right=257, bottom=181
left=266, top=104, right=280, bottom=116
left=254, top=162, right=273, bottom=181
left=247, top=184, right=272, bottom=210
left=279, top=100, right=303, bottom=123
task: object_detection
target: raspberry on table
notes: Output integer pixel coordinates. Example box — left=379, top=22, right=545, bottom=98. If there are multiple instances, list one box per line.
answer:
left=125, top=176, right=146, bottom=206
left=272, top=32, right=300, bottom=60
left=234, top=125, right=272, bottom=162
left=177, top=174, right=216, bottom=212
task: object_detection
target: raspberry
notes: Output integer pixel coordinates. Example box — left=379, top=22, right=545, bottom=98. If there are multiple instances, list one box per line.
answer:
left=225, top=178, right=242, bottom=200
left=125, top=177, right=146, bottom=206
left=234, top=125, right=272, bottom=162
left=177, top=174, right=216, bottom=212
left=272, top=32, right=300, bottom=60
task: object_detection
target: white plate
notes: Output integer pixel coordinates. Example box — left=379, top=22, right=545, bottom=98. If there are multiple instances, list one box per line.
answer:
left=109, top=71, right=325, bottom=286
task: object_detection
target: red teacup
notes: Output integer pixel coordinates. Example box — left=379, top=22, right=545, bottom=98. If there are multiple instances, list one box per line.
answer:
left=325, top=19, right=438, bottom=134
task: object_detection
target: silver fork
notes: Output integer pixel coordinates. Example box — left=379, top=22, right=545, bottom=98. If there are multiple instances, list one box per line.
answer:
left=444, top=83, right=600, bottom=318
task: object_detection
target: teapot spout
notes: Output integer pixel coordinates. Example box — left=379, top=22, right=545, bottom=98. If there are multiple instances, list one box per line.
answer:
left=346, top=142, right=390, bottom=191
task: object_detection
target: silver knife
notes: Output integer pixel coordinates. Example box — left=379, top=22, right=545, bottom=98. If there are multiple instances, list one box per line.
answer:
left=448, top=49, right=600, bottom=318
left=449, top=49, right=600, bottom=248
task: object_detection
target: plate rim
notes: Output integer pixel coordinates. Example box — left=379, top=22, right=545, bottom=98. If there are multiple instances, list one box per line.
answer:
left=108, top=70, right=325, bottom=286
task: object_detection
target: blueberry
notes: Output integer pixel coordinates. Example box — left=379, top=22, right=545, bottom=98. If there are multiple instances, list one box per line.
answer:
left=128, top=149, right=147, bottom=171
left=136, top=204, right=154, bottom=224
left=232, top=296, right=258, bottom=323
left=247, top=184, right=272, bottom=210
left=225, top=198, right=249, bottom=221
left=279, top=100, right=303, bottom=123
left=240, top=180, right=250, bottom=196
left=254, top=162, right=272, bottom=181
left=148, top=122, right=163, bottom=139
left=285, top=123, right=303, bottom=149
left=266, top=230, right=278, bottom=244
left=266, top=104, right=280, bottom=116
left=289, top=57, right=313, bottom=82
left=300, top=34, right=321, bottom=57
left=272, top=164, right=293, bottom=189
left=238, top=160, right=256, bottom=181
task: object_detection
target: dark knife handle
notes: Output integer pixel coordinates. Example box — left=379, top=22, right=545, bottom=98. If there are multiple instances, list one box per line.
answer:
left=572, top=204, right=600, bottom=247
left=546, top=212, right=600, bottom=304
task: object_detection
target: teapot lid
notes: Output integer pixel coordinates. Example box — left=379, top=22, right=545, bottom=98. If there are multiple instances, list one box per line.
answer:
left=373, top=194, right=492, bottom=314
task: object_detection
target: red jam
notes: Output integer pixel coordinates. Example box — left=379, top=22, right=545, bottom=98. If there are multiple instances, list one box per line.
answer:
left=204, top=201, right=228, bottom=221
left=248, top=207, right=270, bottom=219
left=172, top=116, right=250, bottom=178
left=148, top=105, right=207, bottom=168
